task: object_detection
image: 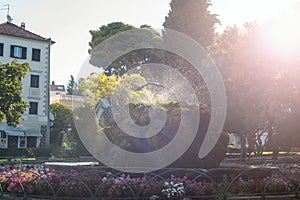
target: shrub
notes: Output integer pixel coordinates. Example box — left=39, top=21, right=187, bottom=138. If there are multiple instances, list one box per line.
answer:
left=26, top=147, right=51, bottom=158
left=0, top=148, right=29, bottom=158
left=247, top=178, right=266, bottom=193
left=264, top=176, right=291, bottom=193
left=230, top=177, right=249, bottom=194
left=104, top=103, right=229, bottom=169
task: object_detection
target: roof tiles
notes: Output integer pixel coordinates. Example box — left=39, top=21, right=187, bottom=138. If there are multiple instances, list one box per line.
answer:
left=0, top=22, right=54, bottom=43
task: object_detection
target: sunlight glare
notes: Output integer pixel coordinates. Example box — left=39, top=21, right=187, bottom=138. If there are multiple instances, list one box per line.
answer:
left=260, top=2, right=300, bottom=60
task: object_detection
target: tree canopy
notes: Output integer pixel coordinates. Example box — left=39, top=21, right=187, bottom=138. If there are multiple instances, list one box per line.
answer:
left=89, top=22, right=163, bottom=76
left=50, top=103, right=73, bottom=145
left=83, top=1, right=300, bottom=160
left=163, top=0, right=219, bottom=49
left=0, top=60, right=31, bottom=127
left=89, top=22, right=135, bottom=53
left=50, top=103, right=89, bottom=155
left=212, top=19, right=300, bottom=157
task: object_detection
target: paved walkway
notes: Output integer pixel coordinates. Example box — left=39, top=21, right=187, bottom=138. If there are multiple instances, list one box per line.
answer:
left=45, top=161, right=99, bottom=166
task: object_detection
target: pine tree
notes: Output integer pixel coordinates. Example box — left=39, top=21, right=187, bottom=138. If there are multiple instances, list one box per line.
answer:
left=67, top=75, right=75, bottom=95
left=163, top=0, right=219, bottom=49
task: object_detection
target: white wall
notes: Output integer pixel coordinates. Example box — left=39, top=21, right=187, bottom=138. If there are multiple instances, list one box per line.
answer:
left=0, top=34, right=50, bottom=142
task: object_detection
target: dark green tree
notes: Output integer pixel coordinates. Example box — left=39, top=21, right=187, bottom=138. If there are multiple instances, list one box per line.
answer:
left=211, top=25, right=273, bottom=158
left=161, top=0, right=220, bottom=106
left=50, top=103, right=89, bottom=156
left=66, top=75, right=75, bottom=95
left=51, top=80, right=55, bottom=85
left=211, top=20, right=300, bottom=158
left=50, top=103, right=73, bottom=145
left=275, top=104, right=300, bottom=152
left=163, top=0, right=219, bottom=49
left=89, top=22, right=135, bottom=53
left=0, top=60, right=31, bottom=127
left=89, top=22, right=163, bottom=76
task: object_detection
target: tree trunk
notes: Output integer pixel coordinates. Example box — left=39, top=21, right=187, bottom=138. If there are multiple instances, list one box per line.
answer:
left=240, top=133, right=246, bottom=161
left=267, top=117, right=278, bottom=159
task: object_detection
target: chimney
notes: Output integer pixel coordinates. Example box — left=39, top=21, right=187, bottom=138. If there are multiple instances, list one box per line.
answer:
left=20, top=22, right=25, bottom=29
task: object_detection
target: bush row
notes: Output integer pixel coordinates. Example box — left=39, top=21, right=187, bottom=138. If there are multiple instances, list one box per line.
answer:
left=0, top=148, right=51, bottom=158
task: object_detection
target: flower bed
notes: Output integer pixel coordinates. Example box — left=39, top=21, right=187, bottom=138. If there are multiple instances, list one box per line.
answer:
left=0, top=164, right=299, bottom=199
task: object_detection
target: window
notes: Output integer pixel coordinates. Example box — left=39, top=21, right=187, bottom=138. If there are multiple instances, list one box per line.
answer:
left=30, top=75, right=39, bottom=88
left=32, top=48, right=41, bottom=61
left=18, top=136, right=26, bottom=148
left=10, top=45, right=27, bottom=59
left=27, top=137, right=37, bottom=148
left=0, top=43, right=3, bottom=56
left=0, top=131, right=6, bottom=138
left=8, top=136, right=18, bottom=148
left=0, top=131, right=7, bottom=148
left=29, top=102, right=38, bottom=115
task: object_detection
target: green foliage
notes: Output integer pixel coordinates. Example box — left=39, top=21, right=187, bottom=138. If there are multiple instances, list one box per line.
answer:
left=50, top=103, right=73, bottom=145
left=66, top=75, right=75, bottom=95
left=0, top=148, right=29, bottom=157
left=89, top=22, right=135, bottom=52
left=211, top=25, right=271, bottom=157
left=211, top=20, right=300, bottom=157
left=96, top=73, right=118, bottom=100
left=26, top=147, right=51, bottom=158
left=104, top=103, right=228, bottom=168
left=162, top=0, right=218, bottom=106
left=274, top=107, right=300, bottom=151
left=89, top=22, right=163, bottom=76
left=0, top=60, right=31, bottom=127
left=163, top=0, right=219, bottom=49
left=80, top=73, right=159, bottom=106
left=77, top=73, right=117, bottom=106
left=77, top=74, right=98, bottom=102
left=113, top=74, right=151, bottom=105
left=50, top=103, right=90, bottom=156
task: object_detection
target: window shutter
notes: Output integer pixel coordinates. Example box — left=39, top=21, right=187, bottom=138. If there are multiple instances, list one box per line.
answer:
left=32, top=48, right=41, bottom=61
left=0, top=43, right=3, bottom=56
left=22, top=47, right=27, bottom=59
left=29, top=102, right=38, bottom=115
left=30, top=75, right=39, bottom=88
left=10, top=45, right=14, bottom=57
left=36, top=76, right=39, bottom=88
left=36, top=49, right=40, bottom=61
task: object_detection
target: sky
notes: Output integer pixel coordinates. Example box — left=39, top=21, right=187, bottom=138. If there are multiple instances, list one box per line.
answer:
left=0, top=0, right=296, bottom=86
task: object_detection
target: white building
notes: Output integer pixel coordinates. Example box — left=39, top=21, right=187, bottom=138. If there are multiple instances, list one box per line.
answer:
left=0, top=21, right=54, bottom=148
left=50, top=85, right=66, bottom=97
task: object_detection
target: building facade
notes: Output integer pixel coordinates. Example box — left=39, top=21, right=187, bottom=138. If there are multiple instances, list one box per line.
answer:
left=50, top=85, right=66, bottom=97
left=0, top=22, right=54, bottom=149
